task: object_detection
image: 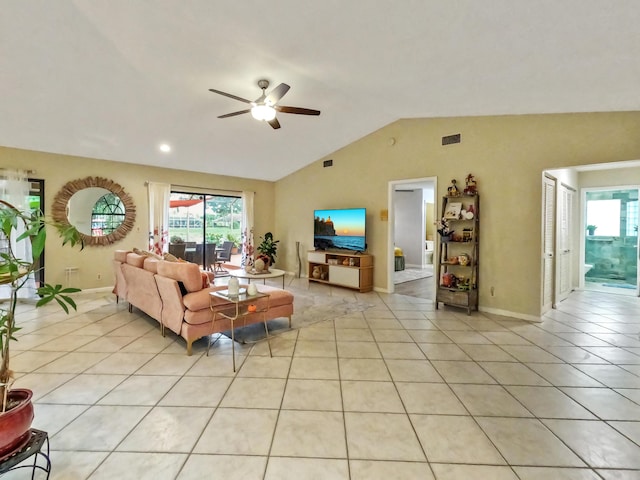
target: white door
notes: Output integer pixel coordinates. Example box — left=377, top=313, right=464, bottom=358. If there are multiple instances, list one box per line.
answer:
left=542, top=176, right=556, bottom=313
left=557, top=184, right=574, bottom=302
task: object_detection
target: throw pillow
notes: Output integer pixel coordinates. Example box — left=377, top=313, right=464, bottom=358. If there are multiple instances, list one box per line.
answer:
left=133, top=247, right=163, bottom=260
left=163, top=252, right=179, bottom=262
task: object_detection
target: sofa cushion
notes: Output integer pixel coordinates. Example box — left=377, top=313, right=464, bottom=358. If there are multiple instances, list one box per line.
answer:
left=157, top=260, right=202, bottom=293
left=114, top=249, right=131, bottom=263
left=143, top=257, right=160, bottom=274
left=183, top=284, right=293, bottom=314
left=126, top=252, right=146, bottom=268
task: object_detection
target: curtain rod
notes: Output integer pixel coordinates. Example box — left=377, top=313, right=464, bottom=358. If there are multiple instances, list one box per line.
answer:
left=144, top=181, right=254, bottom=194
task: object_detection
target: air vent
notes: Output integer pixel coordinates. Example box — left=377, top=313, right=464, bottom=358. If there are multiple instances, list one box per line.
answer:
left=442, top=133, right=461, bottom=146
left=323, top=159, right=333, bottom=167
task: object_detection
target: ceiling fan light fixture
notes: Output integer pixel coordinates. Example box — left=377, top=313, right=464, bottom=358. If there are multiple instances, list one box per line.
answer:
left=251, top=104, right=276, bottom=121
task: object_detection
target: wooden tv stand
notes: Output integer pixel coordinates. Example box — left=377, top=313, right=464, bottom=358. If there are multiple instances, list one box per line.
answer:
left=308, top=251, right=373, bottom=292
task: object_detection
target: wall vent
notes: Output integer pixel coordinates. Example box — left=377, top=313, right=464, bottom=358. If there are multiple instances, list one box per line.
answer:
left=323, top=159, right=333, bottom=167
left=442, top=133, right=461, bottom=146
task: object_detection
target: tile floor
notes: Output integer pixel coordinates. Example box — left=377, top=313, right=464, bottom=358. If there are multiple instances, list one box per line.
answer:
left=5, top=278, right=640, bottom=479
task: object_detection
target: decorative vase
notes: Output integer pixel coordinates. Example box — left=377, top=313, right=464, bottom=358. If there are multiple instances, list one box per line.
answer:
left=312, top=266, right=321, bottom=279
left=228, top=276, right=240, bottom=296
left=254, top=258, right=265, bottom=273
left=0, top=388, right=34, bottom=460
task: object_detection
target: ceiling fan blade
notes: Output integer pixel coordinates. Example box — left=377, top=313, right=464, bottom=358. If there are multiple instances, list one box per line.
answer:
left=209, top=88, right=252, bottom=104
left=218, top=109, right=251, bottom=118
left=265, top=83, right=290, bottom=105
left=276, top=105, right=321, bottom=116
left=267, top=117, right=281, bottom=129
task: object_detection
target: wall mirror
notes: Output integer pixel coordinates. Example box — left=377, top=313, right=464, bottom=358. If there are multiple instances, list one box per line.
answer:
left=52, top=177, right=136, bottom=246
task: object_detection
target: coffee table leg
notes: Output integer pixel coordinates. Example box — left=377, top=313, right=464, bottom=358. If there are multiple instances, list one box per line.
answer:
left=231, top=323, right=236, bottom=372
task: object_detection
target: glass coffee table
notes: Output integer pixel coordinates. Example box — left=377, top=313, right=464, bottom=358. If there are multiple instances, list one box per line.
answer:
left=208, top=289, right=272, bottom=372
left=228, top=268, right=286, bottom=289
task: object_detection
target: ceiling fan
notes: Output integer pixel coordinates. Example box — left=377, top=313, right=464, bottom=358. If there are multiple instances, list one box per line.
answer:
left=209, top=79, right=320, bottom=129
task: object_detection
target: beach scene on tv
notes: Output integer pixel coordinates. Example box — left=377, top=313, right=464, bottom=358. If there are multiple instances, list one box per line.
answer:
left=314, top=208, right=366, bottom=252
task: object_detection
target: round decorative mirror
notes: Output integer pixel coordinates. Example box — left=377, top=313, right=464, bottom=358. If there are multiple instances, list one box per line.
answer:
left=52, top=177, right=136, bottom=246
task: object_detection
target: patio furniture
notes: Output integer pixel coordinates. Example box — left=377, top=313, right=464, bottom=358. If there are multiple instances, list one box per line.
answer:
left=213, top=241, right=234, bottom=273
left=168, top=243, right=186, bottom=259
left=204, top=243, right=217, bottom=271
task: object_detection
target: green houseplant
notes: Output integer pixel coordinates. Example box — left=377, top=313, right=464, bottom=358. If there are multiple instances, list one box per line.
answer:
left=256, top=232, right=279, bottom=266
left=586, top=225, right=597, bottom=236
left=0, top=200, right=82, bottom=455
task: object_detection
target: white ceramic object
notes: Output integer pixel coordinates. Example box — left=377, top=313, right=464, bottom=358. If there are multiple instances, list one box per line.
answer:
left=228, top=276, right=240, bottom=296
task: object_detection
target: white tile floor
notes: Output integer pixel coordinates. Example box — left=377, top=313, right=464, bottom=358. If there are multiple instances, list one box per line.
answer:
left=5, top=279, right=640, bottom=479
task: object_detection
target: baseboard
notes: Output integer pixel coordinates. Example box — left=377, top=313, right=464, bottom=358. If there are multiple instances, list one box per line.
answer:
left=478, top=306, right=543, bottom=323
left=74, top=286, right=113, bottom=295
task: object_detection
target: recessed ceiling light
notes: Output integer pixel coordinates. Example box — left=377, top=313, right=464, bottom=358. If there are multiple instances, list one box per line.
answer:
left=159, top=143, right=171, bottom=153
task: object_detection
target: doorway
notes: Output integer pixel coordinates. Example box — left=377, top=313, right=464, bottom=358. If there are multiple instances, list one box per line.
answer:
left=387, top=177, right=437, bottom=298
left=583, top=187, right=639, bottom=295
left=168, top=192, right=243, bottom=270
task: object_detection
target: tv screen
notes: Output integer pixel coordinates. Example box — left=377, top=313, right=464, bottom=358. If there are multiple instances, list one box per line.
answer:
left=314, top=208, right=366, bottom=252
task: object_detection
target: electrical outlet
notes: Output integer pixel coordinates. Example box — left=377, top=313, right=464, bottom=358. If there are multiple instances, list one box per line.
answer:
left=97, top=273, right=101, bottom=280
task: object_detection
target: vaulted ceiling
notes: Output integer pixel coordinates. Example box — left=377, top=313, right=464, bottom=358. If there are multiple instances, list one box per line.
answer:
left=2, top=1, right=639, bottom=181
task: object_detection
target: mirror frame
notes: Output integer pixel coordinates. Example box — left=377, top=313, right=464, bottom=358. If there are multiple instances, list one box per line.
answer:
left=52, top=176, right=136, bottom=246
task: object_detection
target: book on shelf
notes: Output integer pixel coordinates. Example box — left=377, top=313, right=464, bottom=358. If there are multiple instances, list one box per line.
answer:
left=443, top=202, right=462, bottom=219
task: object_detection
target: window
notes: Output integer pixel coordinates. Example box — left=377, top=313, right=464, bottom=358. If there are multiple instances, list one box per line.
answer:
left=586, top=199, right=620, bottom=236
left=91, top=193, right=125, bottom=236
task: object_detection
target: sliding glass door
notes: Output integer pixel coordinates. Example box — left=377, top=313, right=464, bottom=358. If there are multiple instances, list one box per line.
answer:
left=584, top=188, right=639, bottom=295
left=167, top=191, right=243, bottom=269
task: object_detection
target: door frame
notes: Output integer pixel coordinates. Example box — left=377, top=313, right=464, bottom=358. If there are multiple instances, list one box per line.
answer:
left=386, top=176, right=437, bottom=294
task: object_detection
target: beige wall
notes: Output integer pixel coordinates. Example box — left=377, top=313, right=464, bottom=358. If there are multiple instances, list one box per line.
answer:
left=3, top=111, right=640, bottom=319
left=0, top=147, right=275, bottom=289
left=275, top=112, right=640, bottom=319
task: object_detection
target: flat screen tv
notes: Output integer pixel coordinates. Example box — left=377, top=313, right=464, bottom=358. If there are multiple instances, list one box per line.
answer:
left=314, top=208, right=367, bottom=253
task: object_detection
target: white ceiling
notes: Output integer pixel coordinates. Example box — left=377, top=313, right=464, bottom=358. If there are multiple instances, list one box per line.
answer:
left=2, top=1, right=639, bottom=181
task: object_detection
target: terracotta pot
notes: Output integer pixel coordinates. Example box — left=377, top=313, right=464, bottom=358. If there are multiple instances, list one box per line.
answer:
left=0, top=388, right=34, bottom=459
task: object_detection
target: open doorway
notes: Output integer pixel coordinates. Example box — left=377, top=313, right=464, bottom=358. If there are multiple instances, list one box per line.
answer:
left=387, top=177, right=437, bottom=298
left=583, top=187, right=639, bottom=296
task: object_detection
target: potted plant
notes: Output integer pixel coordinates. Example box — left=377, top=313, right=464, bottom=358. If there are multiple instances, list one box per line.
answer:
left=0, top=200, right=82, bottom=457
left=226, top=233, right=241, bottom=254
left=256, top=232, right=279, bottom=267
left=436, top=218, right=454, bottom=241
left=586, top=225, right=597, bottom=236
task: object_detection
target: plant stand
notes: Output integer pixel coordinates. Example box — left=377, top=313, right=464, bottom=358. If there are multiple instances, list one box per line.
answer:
left=0, top=429, right=51, bottom=479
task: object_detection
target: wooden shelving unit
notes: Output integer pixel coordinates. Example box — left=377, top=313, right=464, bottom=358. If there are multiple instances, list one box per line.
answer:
left=435, top=194, right=479, bottom=314
left=308, top=251, right=374, bottom=292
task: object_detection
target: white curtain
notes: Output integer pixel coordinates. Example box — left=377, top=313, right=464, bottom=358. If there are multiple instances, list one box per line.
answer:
left=0, top=169, right=35, bottom=299
left=147, top=182, right=171, bottom=255
left=241, top=191, right=255, bottom=269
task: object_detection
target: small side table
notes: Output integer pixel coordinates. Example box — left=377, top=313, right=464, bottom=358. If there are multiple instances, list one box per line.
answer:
left=208, top=289, right=272, bottom=371
left=0, top=429, right=51, bottom=479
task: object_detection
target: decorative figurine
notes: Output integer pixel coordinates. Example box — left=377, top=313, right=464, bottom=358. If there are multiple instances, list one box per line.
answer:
left=447, top=179, right=460, bottom=196
left=464, top=174, right=477, bottom=195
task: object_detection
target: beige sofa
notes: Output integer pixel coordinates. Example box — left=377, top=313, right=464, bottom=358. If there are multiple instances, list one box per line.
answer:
left=113, top=250, right=294, bottom=354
